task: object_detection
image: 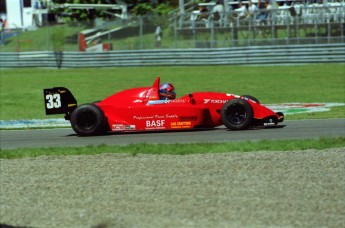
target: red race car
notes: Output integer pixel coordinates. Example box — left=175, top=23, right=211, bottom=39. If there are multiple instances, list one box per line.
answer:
left=43, top=77, right=284, bottom=136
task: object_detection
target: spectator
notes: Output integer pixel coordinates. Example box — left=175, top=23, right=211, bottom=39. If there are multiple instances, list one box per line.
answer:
left=247, top=0, right=258, bottom=23
left=256, top=0, right=273, bottom=25
left=191, top=5, right=210, bottom=28
left=0, top=18, right=3, bottom=43
left=197, top=5, right=209, bottom=21
left=234, top=2, right=248, bottom=18
left=155, top=24, right=162, bottom=48
left=257, top=0, right=265, bottom=9
left=213, top=1, right=225, bottom=26
left=264, top=1, right=273, bottom=24
left=290, top=0, right=303, bottom=23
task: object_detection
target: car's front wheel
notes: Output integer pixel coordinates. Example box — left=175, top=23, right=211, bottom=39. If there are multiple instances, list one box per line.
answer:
left=70, top=104, right=107, bottom=136
left=241, top=95, right=260, bottom=104
left=221, top=98, right=254, bottom=130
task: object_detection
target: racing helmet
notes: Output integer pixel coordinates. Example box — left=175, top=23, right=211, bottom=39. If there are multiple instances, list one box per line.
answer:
left=159, top=83, right=176, bottom=100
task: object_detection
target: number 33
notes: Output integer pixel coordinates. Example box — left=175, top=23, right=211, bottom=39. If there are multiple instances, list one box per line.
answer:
left=46, top=94, right=61, bottom=109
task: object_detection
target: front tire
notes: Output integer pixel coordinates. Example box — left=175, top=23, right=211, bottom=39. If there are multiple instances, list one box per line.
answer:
left=70, top=104, right=107, bottom=136
left=241, top=95, right=260, bottom=104
left=221, top=99, right=254, bottom=130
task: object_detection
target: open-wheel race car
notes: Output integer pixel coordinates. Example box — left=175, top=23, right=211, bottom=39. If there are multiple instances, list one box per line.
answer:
left=43, top=77, right=284, bottom=136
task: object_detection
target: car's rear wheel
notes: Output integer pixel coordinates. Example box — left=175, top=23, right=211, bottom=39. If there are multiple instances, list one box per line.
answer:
left=70, top=104, right=107, bottom=136
left=221, top=98, right=254, bottom=130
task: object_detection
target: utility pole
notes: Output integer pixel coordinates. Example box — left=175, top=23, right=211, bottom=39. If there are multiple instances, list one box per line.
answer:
left=179, top=0, right=185, bottom=28
left=223, top=0, right=229, bottom=27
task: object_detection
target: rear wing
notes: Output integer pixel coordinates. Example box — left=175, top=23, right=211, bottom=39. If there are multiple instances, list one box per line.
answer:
left=43, top=87, right=77, bottom=120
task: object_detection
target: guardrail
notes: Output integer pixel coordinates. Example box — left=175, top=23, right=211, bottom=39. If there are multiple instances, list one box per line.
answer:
left=0, top=43, right=344, bottom=68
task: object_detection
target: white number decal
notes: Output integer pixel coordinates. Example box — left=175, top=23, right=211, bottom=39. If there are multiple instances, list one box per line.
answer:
left=46, top=94, right=61, bottom=109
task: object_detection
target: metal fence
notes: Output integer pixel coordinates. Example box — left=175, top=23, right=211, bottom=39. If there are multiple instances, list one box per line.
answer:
left=176, top=3, right=345, bottom=47
left=1, top=43, right=344, bottom=68
left=0, top=4, right=344, bottom=52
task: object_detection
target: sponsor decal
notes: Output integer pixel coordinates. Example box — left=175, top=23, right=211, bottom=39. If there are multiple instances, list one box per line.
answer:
left=166, top=114, right=178, bottom=119
left=146, top=120, right=165, bottom=129
left=170, top=121, right=192, bottom=129
left=133, top=115, right=154, bottom=120
left=112, top=124, right=125, bottom=131
left=168, top=99, right=189, bottom=103
left=134, top=114, right=178, bottom=130
left=147, top=99, right=188, bottom=105
left=112, top=124, right=136, bottom=131
left=264, top=118, right=275, bottom=126
left=203, top=99, right=228, bottom=104
left=148, top=95, right=159, bottom=100
left=179, top=116, right=198, bottom=121
left=125, top=125, right=136, bottom=130
left=133, top=114, right=178, bottom=120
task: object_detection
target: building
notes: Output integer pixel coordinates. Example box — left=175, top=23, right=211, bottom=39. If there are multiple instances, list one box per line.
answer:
left=0, top=0, right=50, bottom=30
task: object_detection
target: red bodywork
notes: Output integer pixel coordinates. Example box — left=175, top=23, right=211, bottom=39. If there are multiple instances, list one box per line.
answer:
left=95, top=77, right=281, bottom=132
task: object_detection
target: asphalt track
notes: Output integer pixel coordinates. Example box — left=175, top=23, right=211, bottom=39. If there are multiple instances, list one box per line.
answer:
left=1, top=119, right=345, bottom=150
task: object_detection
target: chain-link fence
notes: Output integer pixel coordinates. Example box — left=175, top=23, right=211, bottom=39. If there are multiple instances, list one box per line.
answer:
left=0, top=4, right=344, bottom=52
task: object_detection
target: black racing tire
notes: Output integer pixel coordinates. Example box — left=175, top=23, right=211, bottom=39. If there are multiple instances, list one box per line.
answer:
left=70, top=104, right=107, bottom=136
left=241, top=95, right=260, bottom=104
left=221, top=98, right=254, bottom=130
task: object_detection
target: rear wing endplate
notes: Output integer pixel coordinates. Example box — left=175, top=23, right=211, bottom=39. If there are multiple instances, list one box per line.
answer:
left=43, top=87, right=77, bottom=118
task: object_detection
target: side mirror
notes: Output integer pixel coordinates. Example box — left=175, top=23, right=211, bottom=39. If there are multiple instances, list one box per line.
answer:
left=188, top=94, right=195, bottom=104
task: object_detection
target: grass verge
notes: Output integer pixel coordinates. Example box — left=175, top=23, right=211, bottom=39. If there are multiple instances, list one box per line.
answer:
left=1, top=137, right=344, bottom=159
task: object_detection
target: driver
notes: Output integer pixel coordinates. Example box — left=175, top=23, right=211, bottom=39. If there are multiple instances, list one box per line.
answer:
left=159, top=83, right=176, bottom=100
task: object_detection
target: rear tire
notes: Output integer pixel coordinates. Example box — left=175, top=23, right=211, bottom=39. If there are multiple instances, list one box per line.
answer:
left=70, top=104, right=107, bottom=136
left=221, top=99, right=254, bottom=130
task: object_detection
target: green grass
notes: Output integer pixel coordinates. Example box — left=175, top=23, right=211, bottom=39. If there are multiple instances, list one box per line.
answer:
left=1, top=137, right=344, bottom=159
left=1, top=64, right=344, bottom=120
left=0, top=25, right=81, bottom=52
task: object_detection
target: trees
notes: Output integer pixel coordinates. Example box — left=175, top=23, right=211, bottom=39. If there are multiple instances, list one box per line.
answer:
left=129, top=1, right=178, bottom=15
left=51, top=0, right=179, bottom=22
left=51, top=0, right=106, bottom=22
